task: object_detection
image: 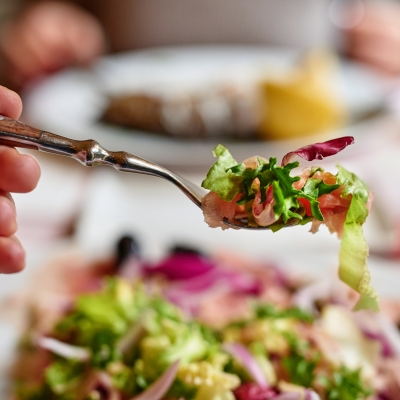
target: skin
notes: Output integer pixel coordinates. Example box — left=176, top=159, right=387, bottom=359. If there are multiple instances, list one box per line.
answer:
left=0, top=1, right=106, bottom=88
left=345, top=2, right=400, bottom=75
left=0, top=86, right=41, bottom=273
left=1, top=0, right=400, bottom=88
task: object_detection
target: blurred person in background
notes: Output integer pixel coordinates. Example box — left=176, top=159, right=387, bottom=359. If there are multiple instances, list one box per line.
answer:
left=343, top=0, right=400, bottom=75
left=0, top=0, right=331, bottom=90
left=2, top=0, right=400, bottom=91
left=0, top=85, right=41, bottom=272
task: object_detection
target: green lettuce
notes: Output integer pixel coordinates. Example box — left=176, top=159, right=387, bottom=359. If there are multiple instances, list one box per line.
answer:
left=339, top=196, right=378, bottom=312
left=201, top=144, right=242, bottom=201
left=336, top=164, right=369, bottom=203
left=336, top=165, right=378, bottom=312
left=202, top=145, right=339, bottom=225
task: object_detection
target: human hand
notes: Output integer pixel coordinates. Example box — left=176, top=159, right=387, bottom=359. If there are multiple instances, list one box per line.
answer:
left=0, top=1, right=105, bottom=87
left=0, top=86, right=40, bottom=273
left=344, top=2, right=400, bottom=75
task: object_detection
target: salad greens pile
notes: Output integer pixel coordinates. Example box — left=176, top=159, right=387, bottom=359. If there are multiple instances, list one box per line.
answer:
left=202, top=144, right=340, bottom=226
left=201, top=138, right=378, bottom=312
left=13, top=276, right=373, bottom=400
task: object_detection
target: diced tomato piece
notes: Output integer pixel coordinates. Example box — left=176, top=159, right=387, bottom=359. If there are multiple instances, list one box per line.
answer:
left=298, top=197, right=312, bottom=216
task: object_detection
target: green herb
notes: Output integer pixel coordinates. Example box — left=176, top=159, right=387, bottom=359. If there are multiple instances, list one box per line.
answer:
left=320, top=365, right=372, bottom=400
left=166, top=378, right=198, bottom=399
left=109, top=363, right=136, bottom=394
left=45, top=359, right=85, bottom=395
left=282, top=351, right=319, bottom=388
left=281, top=333, right=320, bottom=388
left=254, top=303, right=314, bottom=323
left=90, top=329, right=121, bottom=368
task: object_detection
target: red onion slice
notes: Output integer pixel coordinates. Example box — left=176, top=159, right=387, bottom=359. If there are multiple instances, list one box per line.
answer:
left=223, top=343, right=269, bottom=388
left=305, top=389, right=321, bottom=400
left=375, top=314, right=400, bottom=358
left=37, top=336, right=91, bottom=361
left=130, top=360, right=179, bottom=400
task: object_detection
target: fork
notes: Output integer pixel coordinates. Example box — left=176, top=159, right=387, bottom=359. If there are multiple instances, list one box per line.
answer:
left=0, top=116, right=263, bottom=230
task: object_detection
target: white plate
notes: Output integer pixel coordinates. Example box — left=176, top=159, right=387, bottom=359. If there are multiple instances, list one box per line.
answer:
left=22, top=45, right=389, bottom=170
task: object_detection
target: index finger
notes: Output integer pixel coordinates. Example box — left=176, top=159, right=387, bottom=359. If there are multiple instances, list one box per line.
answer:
left=0, top=146, right=40, bottom=193
left=0, top=86, right=22, bottom=120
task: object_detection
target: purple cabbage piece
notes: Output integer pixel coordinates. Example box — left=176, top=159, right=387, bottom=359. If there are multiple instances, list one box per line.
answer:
left=281, top=136, right=354, bottom=166
left=143, top=253, right=214, bottom=280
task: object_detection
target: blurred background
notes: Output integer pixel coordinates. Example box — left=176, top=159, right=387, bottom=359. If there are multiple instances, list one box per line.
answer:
left=1, top=0, right=400, bottom=389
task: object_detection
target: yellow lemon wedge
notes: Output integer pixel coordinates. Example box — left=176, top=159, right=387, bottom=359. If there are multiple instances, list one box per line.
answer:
left=257, top=51, right=346, bottom=140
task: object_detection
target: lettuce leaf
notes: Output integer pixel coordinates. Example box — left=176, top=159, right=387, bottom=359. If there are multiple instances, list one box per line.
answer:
left=336, top=164, right=369, bottom=203
left=201, top=145, right=243, bottom=201
left=338, top=196, right=379, bottom=312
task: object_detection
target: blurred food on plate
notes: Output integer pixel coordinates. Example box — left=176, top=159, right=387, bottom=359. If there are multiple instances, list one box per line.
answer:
left=102, top=84, right=259, bottom=139
left=101, top=51, right=346, bottom=141
left=7, top=236, right=400, bottom=399
left=258, top=51, right=345, bottom=140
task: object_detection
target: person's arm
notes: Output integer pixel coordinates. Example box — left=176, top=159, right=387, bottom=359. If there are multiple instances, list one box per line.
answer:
left=0, top=0, right=105, bottom=89
left=0, top=85, right=40, bottom=273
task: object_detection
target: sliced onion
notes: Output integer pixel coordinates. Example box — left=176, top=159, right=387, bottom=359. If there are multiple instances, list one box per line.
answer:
left=166, top=268, right=260, bottom=297
left=164, top=267, right=260, bottom=315
left=223, top=343, right=269, bottom=388
left=293, top=279, right=332, bottom=313
left=130, top=360, right=179, bottom=400
left=305, top=389, right=321, bottom=400
left=81, top=371, right=120, bottom=400
left=362, top=329, right=393, bottom=358
left=354, top=311, right=400, bottom=358
left=281, top=136, right=354, bottom=166
left=375, top=314, right=400, bottom=358
left=37, top=336, right=91, bottom=361
left=116, top=319, right=146, bottom=355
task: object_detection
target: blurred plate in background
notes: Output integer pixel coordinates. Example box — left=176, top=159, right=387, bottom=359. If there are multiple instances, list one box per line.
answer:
left=22, top=45, right=390, bottom=170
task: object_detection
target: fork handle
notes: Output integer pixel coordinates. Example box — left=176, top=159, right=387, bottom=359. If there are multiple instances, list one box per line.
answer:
left=0, top=116, right=82, bottom=155
left=0, top=116, right=204, bottom=207
left=0, top=115, right=165, bottom=172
